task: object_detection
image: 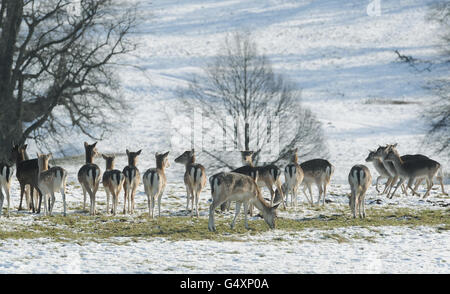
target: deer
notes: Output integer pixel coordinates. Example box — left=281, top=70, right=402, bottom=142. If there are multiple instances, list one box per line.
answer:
left=208, top=172, right=279, bottom=232
left=348, top=164, right=372, bottom=218
left=0, top=162, right=13, bottom=217
left=384, top=147, right=441, bottom=199
left=233, top=151, right=284, bottom=209
left=102, top=154, right=125, bottom=215
left=77, top=142, right=101, bottom=216
left=122, top=149, right=141, bottom=214
left=174, top=150, right=207, bottom=217
left=365, top=150, right=393, bottom=194
left=284, top=148, right=306, bottom=207
left=11, top=144, right=42, bottom=213
left=300, top=159, right=334, bottom=205
left=142, top=151, right=170, bottom=218
left=36, top=153, right=68, bottom=216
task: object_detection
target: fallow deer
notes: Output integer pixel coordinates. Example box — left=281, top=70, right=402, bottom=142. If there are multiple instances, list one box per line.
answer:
left=11, top=144, right=41, bottom=212
left=0, top=162, right=13, bottom=217
left=348, top=164, right=372, bottom=218
left=102, top=154, right=125, bottom=215
left=143, top=151, right=170, bottom=218
left=385, top=147, right=440, bottom=199
left=77, top=142, right=101, bottom=215
left=233, top=151, right=284, bottom=208
left=300, top=158, right=334, bottom=205
left=284, top=148, right=305, bottom=206
left=36, top=153, right=68, bottom=216
left=174, top=150, right=206, bottom=217
left=365, top=150, right=393, bottom=194
left=122, top=149, right=141, bottom=214
left=208, top=172, right=279, bottom=232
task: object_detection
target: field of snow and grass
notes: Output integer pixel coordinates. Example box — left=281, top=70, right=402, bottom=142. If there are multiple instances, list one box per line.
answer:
left=1, top=0, right=449, bottom=274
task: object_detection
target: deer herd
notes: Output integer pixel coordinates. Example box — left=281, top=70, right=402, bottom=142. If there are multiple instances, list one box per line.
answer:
left=0, top=142, right=447, bottom=232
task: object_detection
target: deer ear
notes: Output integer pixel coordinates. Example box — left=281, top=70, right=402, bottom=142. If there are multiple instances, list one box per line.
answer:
left=126, top=149, right=130, bottom=155
left=102, top=154, right=107, bottom=160
left=36, top=152, right=40, bottom=158
left=164, top=151, right=170, bottom=157
left=93, top=142, right=98, bottom=147
left=84, top=142, right=89, bottom=147
left=137, top=149, right=142, bottom=155
left=272, top=203, right=280, bottom=210
left=23, top=144, right=28, bottom=150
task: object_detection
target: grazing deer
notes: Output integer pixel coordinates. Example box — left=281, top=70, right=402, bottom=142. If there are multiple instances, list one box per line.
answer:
left=122, top=149, right=141, bottom=214
left=208, top=172, right=279, bottom=232
left=284, top=148, right=306, bottom=206
left=348, top=165, right=372, bottom=218
left=77, top=142, right=101, bottom=215
left=174, top=150, right=207, bottom=217
left=365, top=150, right=393, bottom=194
left=300, top=159, right=334, bottom=205
left=233, top=151, right=284, bottom=208
left=0, top=162, right=13, bottom=217
left=385, top=147, right=441, bottom=199
left=143, top=151, right=170, bottom=218
left=102, top=154, right=125, bottom=215
left=11, top=144, right=41, bottom=212
left=36, top=153, right=68, bottom=216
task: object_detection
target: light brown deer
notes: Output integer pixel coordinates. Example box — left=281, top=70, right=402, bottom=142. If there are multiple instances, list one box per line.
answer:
left=102, top=154, right=125, bottom=215
left=365, top=150, right=393, bottom=194
left=143, top=151, right=170, bottom=218
left=0, top=162, right=13, bottom=217
left=36, top=153, right=68, bottom=216
left=300, top=158, right=334, bottom=205
left=122, top=149, right=141, bottom=214
left=208, top=172, right=279, bottom=231
left=348, top=164, right=372, bottom=218
left=77, top=142, right=101, bottom=215
left=174, top=150, right=206, bottom=217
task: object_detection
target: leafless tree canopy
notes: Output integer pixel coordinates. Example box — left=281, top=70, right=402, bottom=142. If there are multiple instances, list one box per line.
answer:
left=423, top=1, right=450, bottom=155
left=0, top=0, right=138, bottom=160
left=174, top=32, right=328, bottom=172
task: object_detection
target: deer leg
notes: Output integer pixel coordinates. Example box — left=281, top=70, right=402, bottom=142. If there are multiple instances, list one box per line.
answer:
left=5, top=183, right=11, bottom=217
left=81, top=185, right=87, bottom=211
left=230, top=202, right=241, bottom=230
left=0, top=188, right=4, bottom=216
left=423, top=178, right=433, bottom=198
left=389, top=178, right=404, bottom=199
left=243, top=202, right=249, bottom=230
left=18, top=184, right=26, bottom=211
left=61, top=187, right=67, bottom=217
left=208, top=199, right=224, bottom=232
left=158, top=191, right=163, bottom=218
left=194, top=190, right=199, bottom=217
left=105, top=189, right=110, bottom=214
left=407, top=178, right=421, bottom=196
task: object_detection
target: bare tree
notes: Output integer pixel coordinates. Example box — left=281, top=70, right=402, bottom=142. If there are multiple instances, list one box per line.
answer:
left=172, top=32, right=328, bottom=172
left=423, top=1, right=450, bottom=156
left=0, top=0, right=138, bottom=161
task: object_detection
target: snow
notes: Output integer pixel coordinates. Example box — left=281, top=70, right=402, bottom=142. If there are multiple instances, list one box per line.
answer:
left=1, top=0, right=449, bottom=273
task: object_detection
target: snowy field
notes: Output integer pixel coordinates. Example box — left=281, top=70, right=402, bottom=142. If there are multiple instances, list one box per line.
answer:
left=1, top=0, right=450, bottom=274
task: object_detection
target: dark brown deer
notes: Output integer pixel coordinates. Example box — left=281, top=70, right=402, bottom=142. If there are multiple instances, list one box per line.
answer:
left=77, top=142, right=101, bottom=215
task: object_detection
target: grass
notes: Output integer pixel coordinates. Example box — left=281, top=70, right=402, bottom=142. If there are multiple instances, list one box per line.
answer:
left=0, top=207, right=448, bottom=243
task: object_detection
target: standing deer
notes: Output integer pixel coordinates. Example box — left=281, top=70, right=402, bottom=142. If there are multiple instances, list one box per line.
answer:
left=143, top=151, right=170, bottom=218
left=300, top=158, right=334, bottom=205
left=122, top=149, right=141, bottom=214
left=208, top=172, right=279, bottom=232
left=11, top=144, right=41, bottom=212
left=77, top=142, right=101, bottom=215
left=102, top=154, right=125, bottom=215
left=174, top=150, right=207, bottom=217
left=348, top=165, right=372, bottom=218
left=36, top=153, right=68, bottom=216
left=365, top=150, right=393, bottom=194
left=233, top=151, right=284, bottom=208
left=0, top=162, right=13, bottom=217
left=385, top=147, right=440, bottom=199
left=284, top=148, right=305, bottom=206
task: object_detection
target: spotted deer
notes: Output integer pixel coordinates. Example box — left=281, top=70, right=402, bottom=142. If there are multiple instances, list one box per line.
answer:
left=174, top=150, right=206, bottom=217
left=77, top=142, right=101, bottom=215
left=208, top=172, right=279, bottom=232
left=300, top=158, right=334, bottom=205
left=365, top=150, right=393, bottom=194
left=348, top=164, right=372, bottom=218
left=385, top=147, right=441, bottom=199
left=102, top=154, right=125, bottom=215
left=233, top=151, right=284, bottom=208
left=143, top=151, right=170, bottom=218
left=11, top=144, right=41, bottom=212
left=0, top=162, right=13, bottom=217
left=36, top=153, right=68, bottom=216
left=122, top=149, right=141, bottom=214
left=284, top=148, right=306, bottom=206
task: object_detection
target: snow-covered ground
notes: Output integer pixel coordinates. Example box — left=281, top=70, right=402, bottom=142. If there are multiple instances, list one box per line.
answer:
left=1, top=0, right=449, bottom=273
